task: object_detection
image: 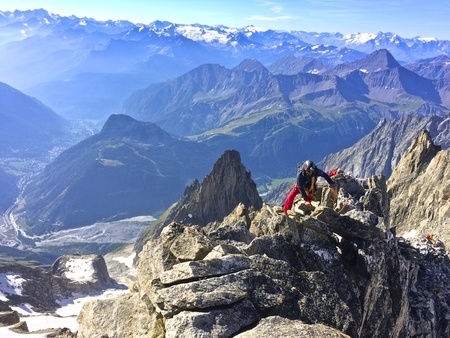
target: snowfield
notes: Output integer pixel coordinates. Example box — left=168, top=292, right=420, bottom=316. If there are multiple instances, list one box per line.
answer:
left=0, top=246, right=135, bottom=337
left=0, top=288, right=128, bottom=337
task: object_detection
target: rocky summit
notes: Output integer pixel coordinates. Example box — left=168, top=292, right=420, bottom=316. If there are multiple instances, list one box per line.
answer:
left=135, top=149, right=263, bottom=251
left=73, top=132, right=450, bottom=338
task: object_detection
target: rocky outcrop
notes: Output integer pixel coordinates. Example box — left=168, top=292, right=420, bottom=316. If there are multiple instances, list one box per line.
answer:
left=0, top=254, right=116, bottom=313
left=388, top=130, right=450, bottom=249
left=0, top=310, right=20, bottom=327
left=0, top=264, right=69, bottom=312
left=50, top=254, right=114, bottom=292
left=234, top=316, right=350, bottom=337
left=76, top=163, right=450, bottom=337
left=71, top=139, right=450, bottom=337
left=135, top=150, right=263, bottom=250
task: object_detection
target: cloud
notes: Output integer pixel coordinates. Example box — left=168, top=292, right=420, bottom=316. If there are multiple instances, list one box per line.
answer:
left=246, top=15, right=295, bottom=22
left=271, top=5, right=283, bottom=14
left=255, top=0, right=284, bottom=13
left=251, top=0, right=293, bottom=21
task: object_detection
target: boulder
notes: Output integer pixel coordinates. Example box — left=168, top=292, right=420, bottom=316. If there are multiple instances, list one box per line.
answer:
left=234, top=316, right=351, bottom=338
left=165, top=299, right=259, bottom=338
left=0, top=311, right=20, bottom=327
left=50, top=254, right=113, bottom=292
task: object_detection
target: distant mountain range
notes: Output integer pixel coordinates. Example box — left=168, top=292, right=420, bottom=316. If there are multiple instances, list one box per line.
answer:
left=121, top=49, right=450, bottom=177
left=1, top=9, right=450, bottom=120
left=2, top=9, right=450, bottom=239
left=0, top=81, right=68, bottom=157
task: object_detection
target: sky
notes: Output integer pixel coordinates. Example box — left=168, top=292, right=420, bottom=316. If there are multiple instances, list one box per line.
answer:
left=1, top=0, right=450, bottom=40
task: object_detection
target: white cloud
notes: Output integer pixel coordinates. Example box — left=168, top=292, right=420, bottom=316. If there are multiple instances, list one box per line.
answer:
left=254, top=0, right=289, bottom=17
left=271, top=5, right=283, bottom=14
left=247, top=15, right=294, bottom=22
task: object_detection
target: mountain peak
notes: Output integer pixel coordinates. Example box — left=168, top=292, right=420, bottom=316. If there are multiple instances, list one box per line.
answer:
left=329, top=48, right=400, bottom=76
left=174, top=149, right=263, bottom=226
left=268, top=55, right=327, bottom=75
left=233, top=59, right=267, bottom=73
left=364, top=48, right=401, bottom=69
left=389, top=130, right=441, bottom=180
left=100, top=114, right=170, bottom=143
left=145, top=149, right=263, bottom=238
left=346, top=48, right=400, bottom=74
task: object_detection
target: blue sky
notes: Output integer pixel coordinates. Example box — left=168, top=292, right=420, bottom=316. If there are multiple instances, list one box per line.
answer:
left=1, top=0, right=449, bottom=40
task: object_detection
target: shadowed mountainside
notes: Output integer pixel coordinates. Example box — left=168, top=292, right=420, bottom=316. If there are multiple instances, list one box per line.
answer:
left=319, top=114, right=450, bottom=179
left=19, top=114, right=219, bottom=235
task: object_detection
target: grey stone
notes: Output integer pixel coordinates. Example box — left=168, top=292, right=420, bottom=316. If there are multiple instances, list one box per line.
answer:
left=160, top=254, right=251, bottom=285
left=235, top=316, right=351, bottom=338
left=0, top=311, right=20, bottom=327
left=154, top=270, right=267, bottom=316
left=165, top=299, right=259, bottom=338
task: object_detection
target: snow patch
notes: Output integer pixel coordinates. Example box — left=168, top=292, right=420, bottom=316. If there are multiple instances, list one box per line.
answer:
left=64, top=257, right=96, bottom=282
left=418, top=37, right=438, bottom=42
left=0, top=289, right=129, bottom=338
left=56, top=289, right=128, bottom=316
left=0, top=328, right=51, bottom=338
left=344, top=32, right=377, bottom=44
left=0, top=273, right=25, bottom=301
left=112, top=252, right=136, bottom=268
left=25, top=315, right=78, bottom=334
left=311, top=246, right=334, bottom=261
left=402, top=229, right=418, bottom=239
left=117, top=215, right=156, bottom=222
left=175, top=25, right=231, bottom=44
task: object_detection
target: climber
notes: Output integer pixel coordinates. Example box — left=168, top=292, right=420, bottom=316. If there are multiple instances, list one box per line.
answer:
left=283, top=160, right=336, bottom=213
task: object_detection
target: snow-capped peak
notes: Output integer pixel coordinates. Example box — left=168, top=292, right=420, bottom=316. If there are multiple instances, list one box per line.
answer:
left=343, top=32, right=377, bottom=44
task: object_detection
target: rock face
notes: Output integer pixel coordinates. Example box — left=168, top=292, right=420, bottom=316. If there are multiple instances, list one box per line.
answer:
left=76, top=147, right=450, bottom=337
left=320, top=114, right=450, bottom=179
left=167, top=150, right=263, bottom=226
left=388, top=130, right=450, bottom=249
left=135, top=150, right=263, bottom=248
left=0, top=264, right=70, bottom=312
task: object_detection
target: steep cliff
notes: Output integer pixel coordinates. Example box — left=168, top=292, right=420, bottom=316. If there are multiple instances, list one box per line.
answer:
left=135, top=150, right=263, bottom=251
left=319, top=114, right=450, bottom=179
left=388, top=130, right=450, bottom=249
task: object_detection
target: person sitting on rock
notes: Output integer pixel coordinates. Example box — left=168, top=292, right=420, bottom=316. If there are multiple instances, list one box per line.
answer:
left=283, top=160, right=336, bottom=213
